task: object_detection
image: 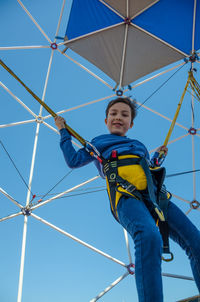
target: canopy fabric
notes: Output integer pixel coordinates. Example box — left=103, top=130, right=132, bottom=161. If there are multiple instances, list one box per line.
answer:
left=64, top=0, right=200, bottom=88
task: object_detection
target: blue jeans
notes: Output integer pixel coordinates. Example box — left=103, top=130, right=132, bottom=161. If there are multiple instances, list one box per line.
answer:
left=117, top=196, right=200, bottom=302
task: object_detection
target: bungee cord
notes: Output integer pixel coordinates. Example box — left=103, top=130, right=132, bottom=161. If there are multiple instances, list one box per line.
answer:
left=33, top=169, right=74, bottom=204
left=137, top=63, right=187, bottom=110
left=0, top=139, right=34, bottom=198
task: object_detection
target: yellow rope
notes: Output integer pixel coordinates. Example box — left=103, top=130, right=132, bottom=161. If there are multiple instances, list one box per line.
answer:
left=159, top=70, right=200, bottom=158
left=189, top=71, right=200, bottom=101
left=163, top=75, right=190, bottom=147
left=0, top=59, right=86, bottom=147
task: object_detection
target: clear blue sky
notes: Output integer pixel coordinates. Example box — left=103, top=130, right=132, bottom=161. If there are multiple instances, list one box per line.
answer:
left=0, top=1, right=200, bottom=302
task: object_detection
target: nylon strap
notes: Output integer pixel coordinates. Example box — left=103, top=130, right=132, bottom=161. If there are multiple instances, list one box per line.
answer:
left=159, top=70, right=200, bottom=159
left=139, top=157, right=165, bottom=221
left=163, top=76, right=190, bottom=147
left=189, top=71, right=200, bottom=101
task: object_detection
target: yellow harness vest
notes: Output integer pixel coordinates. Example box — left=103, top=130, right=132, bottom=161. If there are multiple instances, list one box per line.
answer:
left=105, top=155, right=147, bottom=216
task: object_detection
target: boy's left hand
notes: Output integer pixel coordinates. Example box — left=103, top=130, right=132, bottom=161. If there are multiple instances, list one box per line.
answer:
left=156, top=145, right=168, bottom=155
left=55, top=116, right=66, bottom=130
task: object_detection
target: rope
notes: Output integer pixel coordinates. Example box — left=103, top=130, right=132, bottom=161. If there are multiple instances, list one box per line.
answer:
left=49, top=188, right=106, bottom=200
left=162, top=71, right=200, bottom=148
left=0, top=140, right=33, bottom=196
left=137, top=63, right=186, bottom=110
left=166, top=169, right=200, bottom=178
left=189, top=71, right=200, bottom=101
left=163, top=76, right=190, bottom=147
left=35, top=186, right=106, bottom=197
left=36, top=170, right=73, bottom=202
left=31, top=187, right=106, bottom=205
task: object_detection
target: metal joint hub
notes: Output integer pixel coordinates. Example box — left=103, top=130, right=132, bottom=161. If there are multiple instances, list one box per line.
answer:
left=188, top=127, right=197, bottom=135
left=190, top=200, right=200, bottom=210
left=36, top=116, right=43, bottom=124
left=124, top=17, right=131, bottom=25
left=50, top=42, right=58, bottom=50
left=189, top=52, right=199, bottom=63
left=116, top=89, right=123, bottom=96
left=127, top=263, right=135, bottom=275
left=21, top=207, right=32, bottom=216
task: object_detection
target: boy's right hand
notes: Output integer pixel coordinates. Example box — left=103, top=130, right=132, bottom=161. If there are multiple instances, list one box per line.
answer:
left=55, top=116, right=66, bottom=130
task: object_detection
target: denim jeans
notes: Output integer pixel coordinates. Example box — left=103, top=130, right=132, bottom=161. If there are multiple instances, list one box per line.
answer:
left=117, top=196, right=200, bottom=302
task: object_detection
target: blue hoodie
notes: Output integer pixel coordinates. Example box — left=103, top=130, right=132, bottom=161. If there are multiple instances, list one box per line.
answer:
left=59, top=128, right=160, bottom=178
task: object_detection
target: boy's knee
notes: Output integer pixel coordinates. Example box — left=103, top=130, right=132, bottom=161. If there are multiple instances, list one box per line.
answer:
left=141, top=225, right=163, bottom=251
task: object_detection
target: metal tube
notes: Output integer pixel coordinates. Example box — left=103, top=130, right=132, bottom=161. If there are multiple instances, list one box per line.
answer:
left=0, top=187, right=23, bottom=209
left=90, top=271, right=129, bottom=302
left=162, top=272, right=194, bottom=281
left=0, top=120, right=36, bottom=128
left=31, top=213, right=126, bottom=268
left=31, top=176, right=100, bottom=210
left=123, top=228, right=132, bottom=264
left=0, top=211, right=22, bottom=223
left=54, top=0, right=66, bottom=39
left=192, top=0, right=197, bottom=52
left=136, top=100, right=188, bottom=131
left=131, top=62, right=185, bottom=90
left=43, top=94, right=115, bottom=120
left=119, top=22, right=128, bottom=88
left=17, top=0, right=52, bottom=43
left=0, top=81, right=37, bottom=118
left=0, top=45, right=49, bottom=50
left=17, top=215, right=28, bottom=302
left=58, top=49, right=113, bottom=89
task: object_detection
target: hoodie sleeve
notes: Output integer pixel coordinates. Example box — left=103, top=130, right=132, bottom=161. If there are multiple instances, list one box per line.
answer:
left=59, top=128, right=94, bottom=168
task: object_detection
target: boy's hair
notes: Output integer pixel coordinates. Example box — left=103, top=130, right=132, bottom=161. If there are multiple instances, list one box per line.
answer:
left=105, top=97, right=137, bottom=122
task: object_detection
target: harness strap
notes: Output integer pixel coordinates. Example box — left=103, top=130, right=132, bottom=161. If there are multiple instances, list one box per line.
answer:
left=159, top=221, right=173, bottom=262
left=116, top=175, right=137, bottom=194
left=139, top=158, right=165, bottom=222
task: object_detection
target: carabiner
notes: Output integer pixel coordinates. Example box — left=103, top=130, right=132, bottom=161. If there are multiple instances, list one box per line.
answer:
left=162, top=252, right=174, bottom=262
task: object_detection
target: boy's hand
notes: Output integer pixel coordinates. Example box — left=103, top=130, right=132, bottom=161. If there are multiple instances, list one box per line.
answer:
left=156, top=145, right=168, bottom=156
left=150, top=145, right=168, bottom=167
left=55, top=116, right=66, bottom=130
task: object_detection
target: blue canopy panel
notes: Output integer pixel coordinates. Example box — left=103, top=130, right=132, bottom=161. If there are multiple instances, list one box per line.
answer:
left=66, top=0, right=123, bottom=40
left=133, top=0, right=200, bottom=55
left=64, top=0, right=199, bottom=87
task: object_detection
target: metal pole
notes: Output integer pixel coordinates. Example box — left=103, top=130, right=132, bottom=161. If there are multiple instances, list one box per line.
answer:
left=31, top=213, right=126, bottom=268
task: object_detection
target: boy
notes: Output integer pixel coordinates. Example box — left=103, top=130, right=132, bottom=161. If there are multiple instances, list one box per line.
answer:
left=55, top=97, right=200, bottom=302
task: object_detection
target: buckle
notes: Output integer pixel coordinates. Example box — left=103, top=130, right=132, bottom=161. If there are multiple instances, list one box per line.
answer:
left=125, top=184, right=136, bottom=193
left=120, top=181, right=136, bottom=194
left=162, top=252, right=174, bottom=262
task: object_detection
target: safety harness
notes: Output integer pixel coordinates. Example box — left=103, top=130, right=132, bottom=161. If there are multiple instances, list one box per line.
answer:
left=103, top=150, right=173, bottom=261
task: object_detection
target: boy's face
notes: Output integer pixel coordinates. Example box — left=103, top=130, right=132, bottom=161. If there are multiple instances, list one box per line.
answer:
left=105, top=102, right=133, bottom=136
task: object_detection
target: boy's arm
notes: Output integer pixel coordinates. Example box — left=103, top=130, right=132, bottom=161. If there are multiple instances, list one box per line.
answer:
left=55, top=116, right=94, bottom=168
left=150, top=146, right=168, bottom=167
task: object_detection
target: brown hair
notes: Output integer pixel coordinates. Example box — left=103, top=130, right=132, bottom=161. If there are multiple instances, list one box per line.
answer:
left=105, top=97, right=137, bottom=122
